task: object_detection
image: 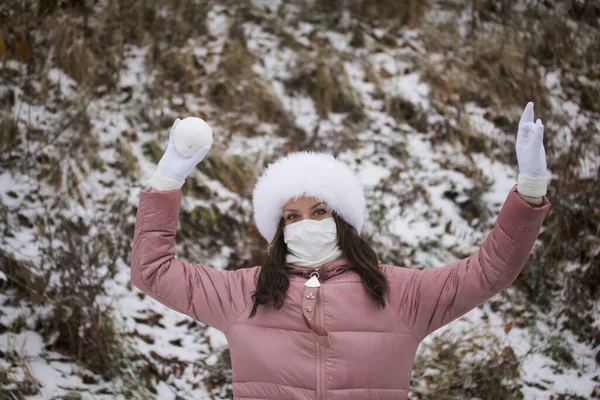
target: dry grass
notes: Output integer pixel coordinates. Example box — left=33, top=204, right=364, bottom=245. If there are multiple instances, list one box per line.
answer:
left=421, top=35, right=551, bottom=115
left=473, top=38, right=550, bottom=111
left=1, top=196, right=133, bottom=380
left=362, top=59, right=381, bottom=85
left=208, top=79, right=239, bottom=112
left=355, top=0, right=428, bottom=28
left=201, top=152, right=259, bottom=197
left=0, top=345, right=42, bottom=398
left=286, top=54, right=364, bottom=120
left=248, top=80, right=291, bottom=124
left=2, top=0, right=209, bottom=95
left=203, top=348, right=234, bottom=398
left=219, top=39, right=255, bottom=81
left=206, top=29, right=293, bottom=126
left=0, top=250, right=46, bottom=306
left=313, top=0, right=428, bottom=28
left=411, top=325, right=523, bottom=399
left=563, top=72, right=600, bottom=114
left=0, top=115, right=20, bottom=154
left=386, top=95, right=428, bottom=133
left=141, top=140, right=164, bottom=165
left=420, top=0, right=600, bottom=121
left=47, top=14, right=95, bottom=86
left=515, top=170, right=600, bottom=346
left=208, top=77, right=292, bottom=126
left=177, top=199, right=246, bottom=261
left=115, top=139, right=141, bottom=178
left=455, top=111, right=493, bottom=156
left=35, top=205, right=132, bottom=378
left=314, top=60, right=363, bottom=118
left=420, top=19, right=462, bottom=55
left=153, top=46, right=206, bottom=95
left=526, top=4, right=600, bottom=72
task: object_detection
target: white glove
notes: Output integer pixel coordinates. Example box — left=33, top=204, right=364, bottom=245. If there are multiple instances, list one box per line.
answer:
left=148, top=117, right=213, bottom=191
left=516, top=102, right=548, bottom=199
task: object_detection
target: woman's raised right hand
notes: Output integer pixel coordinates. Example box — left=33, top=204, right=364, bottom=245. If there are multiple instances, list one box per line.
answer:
left=148, top=117, right=213, bottom=191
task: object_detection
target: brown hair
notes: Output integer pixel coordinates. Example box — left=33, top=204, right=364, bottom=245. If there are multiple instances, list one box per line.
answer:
left=249, top=212, right=389, bottom=318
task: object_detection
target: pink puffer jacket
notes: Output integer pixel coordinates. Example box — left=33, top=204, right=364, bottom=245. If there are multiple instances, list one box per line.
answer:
left=131, top=184, right=551, bottom=400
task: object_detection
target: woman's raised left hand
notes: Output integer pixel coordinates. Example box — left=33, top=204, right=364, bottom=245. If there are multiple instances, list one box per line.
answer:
left=515, top=102, right=548, bottom=201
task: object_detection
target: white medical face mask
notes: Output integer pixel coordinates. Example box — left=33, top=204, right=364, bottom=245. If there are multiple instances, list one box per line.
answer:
left=283, top=218, right=342, bottom=267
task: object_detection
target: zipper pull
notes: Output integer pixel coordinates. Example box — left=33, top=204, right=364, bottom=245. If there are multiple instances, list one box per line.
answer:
left=305, top=269, right=320, bottom=287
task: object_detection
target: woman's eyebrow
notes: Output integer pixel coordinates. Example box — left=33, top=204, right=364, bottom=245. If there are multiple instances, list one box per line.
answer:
left=311, top=202, right=325, bottom=210
left=284, top=202, right=326, bottom=213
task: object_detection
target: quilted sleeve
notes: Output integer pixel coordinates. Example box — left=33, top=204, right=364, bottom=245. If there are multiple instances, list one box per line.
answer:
left=384, top=184, right=551, bottom=341
left=130, top=187, right=259, bottom=333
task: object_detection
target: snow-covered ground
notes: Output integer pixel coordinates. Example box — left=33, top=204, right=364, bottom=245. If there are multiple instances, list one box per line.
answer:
left=1, top=1, right=599, bottom=399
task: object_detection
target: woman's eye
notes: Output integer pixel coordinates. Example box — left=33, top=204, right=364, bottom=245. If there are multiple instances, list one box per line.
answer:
left=315, top=209, right=326, bottom=216
left=286, top=214, right=298, bottom=220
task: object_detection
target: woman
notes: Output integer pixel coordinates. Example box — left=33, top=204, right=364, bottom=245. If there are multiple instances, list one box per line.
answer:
left=131, top=102, right=551, bottom=400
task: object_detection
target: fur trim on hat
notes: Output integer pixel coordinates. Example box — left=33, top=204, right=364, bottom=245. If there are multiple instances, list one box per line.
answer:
left=252, top=151, right=365, bottom=243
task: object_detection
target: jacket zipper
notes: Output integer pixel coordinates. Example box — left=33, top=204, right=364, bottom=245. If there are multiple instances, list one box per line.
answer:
left=320, top=282, right=326, bottom=400
left=314, top=266, right=326, bottom=400
left=316, top=326, right=322, bottom=400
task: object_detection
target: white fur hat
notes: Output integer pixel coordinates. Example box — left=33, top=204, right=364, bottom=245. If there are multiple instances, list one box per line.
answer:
left=252, top=151, right=366, bottom=243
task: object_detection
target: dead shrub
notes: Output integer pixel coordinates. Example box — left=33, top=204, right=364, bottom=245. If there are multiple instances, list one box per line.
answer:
left=0, top=250, right=47, bottom=306
left=474, top=38, right=550, bottom=111
left=248, top=80, right=291, bottom=124
left=153, top=46, right=207, bottom=94
left=562, top=73, right=600, bottom=114
left=203, top=348, right=234, bottom=399
left=315, top=0, right=428, bottom=28
left=219, top=39, right=255, bottom=81
left=0, top=114, right=20, bottom=155
left=208, top=78, right=292, bottom=125
left=421, top=33, right=551, bottom=113
left=47, top=14, right=95, bottom=86
left=542, top=335, right=578, bottom=369
left=1, top=196, right=139, bottom=384
left=420, top=19, right=462, bottom=54
left=0, top=347, right=42, bottom=398
left=531, top=12, right=575, bottom=69
left=386, top=95, right=428, bottom=133
left=454, top=111, right=493, bottom=156
left=206, top=30, right=293, bottom=125
left=30, top=199, right=133, bottom=379
left=362, top=60, right=381, bottom=85
left=113, top=139, right=141, bottom=179
left=286, top=56, right=364, bottom=120
left=176, top=186, right=248, bottom=268
left=6, top=0, right=204, bottom=93
left=201, top=152, right=259, bottom=197
left=208, top=79, right=239, bottom=112
left=142, top=140, right=164, bottom=165
left=412, top=325, right=523, bottom=399
left=515, top=123, right=600, bottom=346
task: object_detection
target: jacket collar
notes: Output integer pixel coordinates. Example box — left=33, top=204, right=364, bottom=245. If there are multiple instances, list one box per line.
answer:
left=284, top=257, right=354, bottom=280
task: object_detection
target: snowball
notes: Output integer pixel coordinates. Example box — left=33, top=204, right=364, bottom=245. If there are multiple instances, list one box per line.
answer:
left=173, top=117, right=213, bottom=158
